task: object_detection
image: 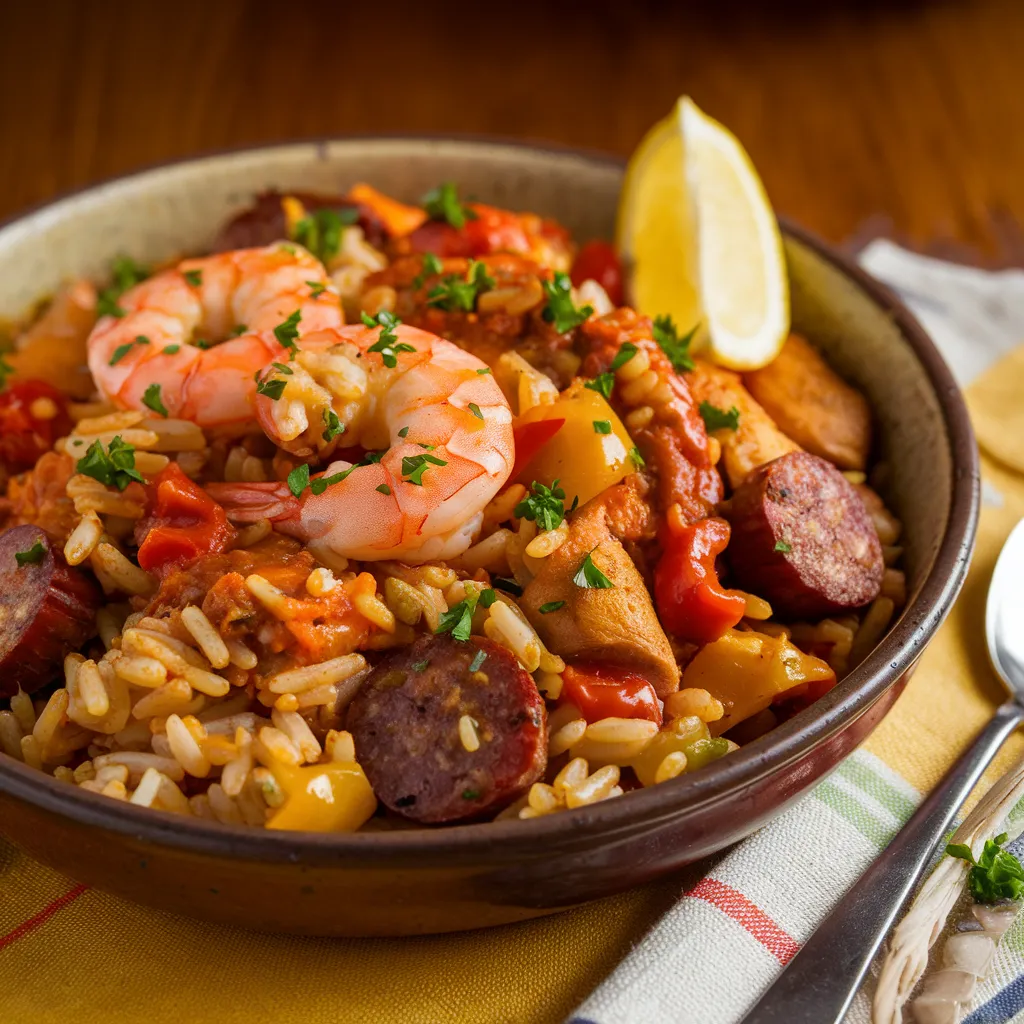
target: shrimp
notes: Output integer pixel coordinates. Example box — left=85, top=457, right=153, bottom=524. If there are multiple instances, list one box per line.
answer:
left=86, top=244, right=343, bottom=428
left=206, top=323, right=514, bottom=562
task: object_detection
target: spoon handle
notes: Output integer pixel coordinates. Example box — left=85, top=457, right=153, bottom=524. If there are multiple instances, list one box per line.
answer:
left=741, top=699, right=1024, bottom=1024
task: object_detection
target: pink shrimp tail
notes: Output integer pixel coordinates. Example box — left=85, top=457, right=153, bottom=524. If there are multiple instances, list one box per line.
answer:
left=205, top=482, right=300, bottom=527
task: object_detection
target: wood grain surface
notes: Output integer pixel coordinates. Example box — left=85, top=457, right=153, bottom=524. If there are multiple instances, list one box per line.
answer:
left=1, top=0, right=1022, bottom=260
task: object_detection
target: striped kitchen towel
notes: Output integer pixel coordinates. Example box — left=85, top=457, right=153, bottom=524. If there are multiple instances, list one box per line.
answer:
left=3, top=244, right=1024, bottom=1024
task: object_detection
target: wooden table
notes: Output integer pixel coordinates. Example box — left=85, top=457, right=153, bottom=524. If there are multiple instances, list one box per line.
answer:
left=1, top=0, right=1022, bottom=260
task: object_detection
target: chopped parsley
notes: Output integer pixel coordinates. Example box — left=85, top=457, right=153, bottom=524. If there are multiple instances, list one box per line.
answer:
left=306, top=281, right=326, bottom=299
left=361, top=311, right=415, bottom=368
left=230, top=324, right=248, bottom=337
left=402, top=452, right=447, bottom=486
left=421, top=182, right=477, bottom=230
left=462, top=789, right=481, bottom=801
left=541, top=272, right=593, bottom=334
left=271, top=362, right=293, bottom=375
left=183, top=269, right=203, bottom=287
left=162, top=344, right=180, bottom=355
left=514, top=480, right=567, bottom=532
left=476, top=367, right=491, bottom=375
left=628, top=446, right=645, bottom=469
left=397, top=426, right=410, bottom=439
left=610, top=342, right=638, bottom=372
left=593, top=420, right=611, bottom=435
left=376, top=483, right=392, bottom=496
left=427, top=259, right=495, bottom=312
left=699, top=401, right=740, bottom=432
left=0, top=355, right=13, bottom=391
left=287, top=463, right=311, bottom=498
left=468, top=649, right=488, bottom=673
left=492, top=577, right=522, bottom=596
left=293, top=451, right=386, bottom=496
left=14, top=540, right=46, bottom=566
left=108, top=335, right=150, bottom=366
left=435, top=584, right=487, bottom=642
left=291, top=207, right=357, bottom=265
left=652, top=314, right=697, bottom=372
left=539, top=601, right=565, bottom=614
left=478, top=588, right=496, bottom=608
left=96, top=256, right=150, bottom=318
left=573, top=549, right=614, bottom=589
left=584, top=373, right=614, bottom=401
left=273, top=310, right=302, bottom=358
left=322, top=408, right=345, bottom=442
left=411, top=659, right=430, bottom=672
left=76, top=436, right=145, bottom=491
left=468, top=403, right=483, bottom=420
left=412, top=252, right=444, bottom=289
left=255, top=375, right=287, bottom=401
left=194, top=338, right=212, bottom=349
left=141, top=382, right=168, bottom=417
left=774, top=540, right=792, bottom=554
left=947, top=834, right=1024, bottom=904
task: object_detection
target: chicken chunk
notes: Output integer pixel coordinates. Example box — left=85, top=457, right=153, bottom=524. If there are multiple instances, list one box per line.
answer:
left=686, top=359, right=800, bottom=489
left=519, top=494, right=680, bottom=696
left=743, top=334, right=871, bottom=470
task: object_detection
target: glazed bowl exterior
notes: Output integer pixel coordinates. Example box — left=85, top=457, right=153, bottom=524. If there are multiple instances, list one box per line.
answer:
left=0, top=138, right=979, bottom=936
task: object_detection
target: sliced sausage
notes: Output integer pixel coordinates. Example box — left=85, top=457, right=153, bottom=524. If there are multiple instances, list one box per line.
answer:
left=210, top=190, right=387, bottom=253
left=722, top=451, right=883, bottom=619
left=743, top=334, right=872, bottom=471
left=347, top=635, right=546, bottom=823
left=0, top=524, right=102, bottom=697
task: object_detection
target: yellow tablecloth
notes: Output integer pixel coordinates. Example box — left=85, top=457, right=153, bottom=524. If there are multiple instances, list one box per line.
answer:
left=2, top=350, right=1023, bottom=1024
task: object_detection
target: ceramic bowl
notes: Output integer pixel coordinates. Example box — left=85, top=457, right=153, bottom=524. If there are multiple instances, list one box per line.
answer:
left=0, top=138, right=979, bottom=936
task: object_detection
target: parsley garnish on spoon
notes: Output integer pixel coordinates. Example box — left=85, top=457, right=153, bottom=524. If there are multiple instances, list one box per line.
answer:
left=946, top=834, right=1024, bottom=903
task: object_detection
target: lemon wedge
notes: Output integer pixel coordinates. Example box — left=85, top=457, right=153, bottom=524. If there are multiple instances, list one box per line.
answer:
left=619, top=97, right=790, bottom=370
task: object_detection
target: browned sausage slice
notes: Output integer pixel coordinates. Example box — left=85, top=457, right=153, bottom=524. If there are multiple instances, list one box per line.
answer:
left=0, top=524, right=102, bottom=697
left=723, top=452, right=883, bottom=619
left=347, top=635, right=546, bottom=823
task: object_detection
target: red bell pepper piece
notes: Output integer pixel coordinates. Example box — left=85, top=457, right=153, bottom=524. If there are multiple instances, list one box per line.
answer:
left=561, top=663, right=663, bottom=725
left=511, top=417, right=565, bottom=480
left=570, top=240, right=624, bottom=306
left=136, top=463, right=236, bottom=574
left=0, top=380, right=72, bottom=473
left=654, top=516, right=746, bottom=643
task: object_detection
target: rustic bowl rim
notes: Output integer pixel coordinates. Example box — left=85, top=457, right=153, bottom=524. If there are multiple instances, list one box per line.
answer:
left=0, top=135, right=980, bottom=864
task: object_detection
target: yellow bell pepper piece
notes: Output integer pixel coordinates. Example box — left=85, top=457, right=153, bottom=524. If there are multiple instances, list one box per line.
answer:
left=266, top=760, right=377, bottom=833
left=630, top=714, right=731, bottom=787
left=514, top=381, right=636, bottom=508
left=682, top=629, right=835, bottom=737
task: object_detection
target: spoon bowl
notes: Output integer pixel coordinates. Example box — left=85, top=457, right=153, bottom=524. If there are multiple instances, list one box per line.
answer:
left=987, top=518, right=1024, bottom=696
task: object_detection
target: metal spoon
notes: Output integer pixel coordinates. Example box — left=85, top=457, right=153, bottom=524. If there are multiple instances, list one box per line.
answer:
left=742, top=518, right=1024, bottom=1024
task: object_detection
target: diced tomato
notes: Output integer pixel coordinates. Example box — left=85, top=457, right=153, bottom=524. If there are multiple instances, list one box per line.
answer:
left=654, top=516, right=747, bottom=643
left=570, top=240, right=624, bottom=306
left=511, top=417, right=565, bottom=479
left=136, top=463, right=236, bottom=574
left=561, top=664, right=662, bottom=725
left=0, top=380, right=72, bottom=473
left=407, top=204, right=533, bottom=258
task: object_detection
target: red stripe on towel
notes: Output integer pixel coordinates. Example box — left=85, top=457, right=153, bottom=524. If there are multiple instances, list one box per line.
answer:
left=685, top=878, right=800, bottom=965
left=0, top=883, right=88, bottom=951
